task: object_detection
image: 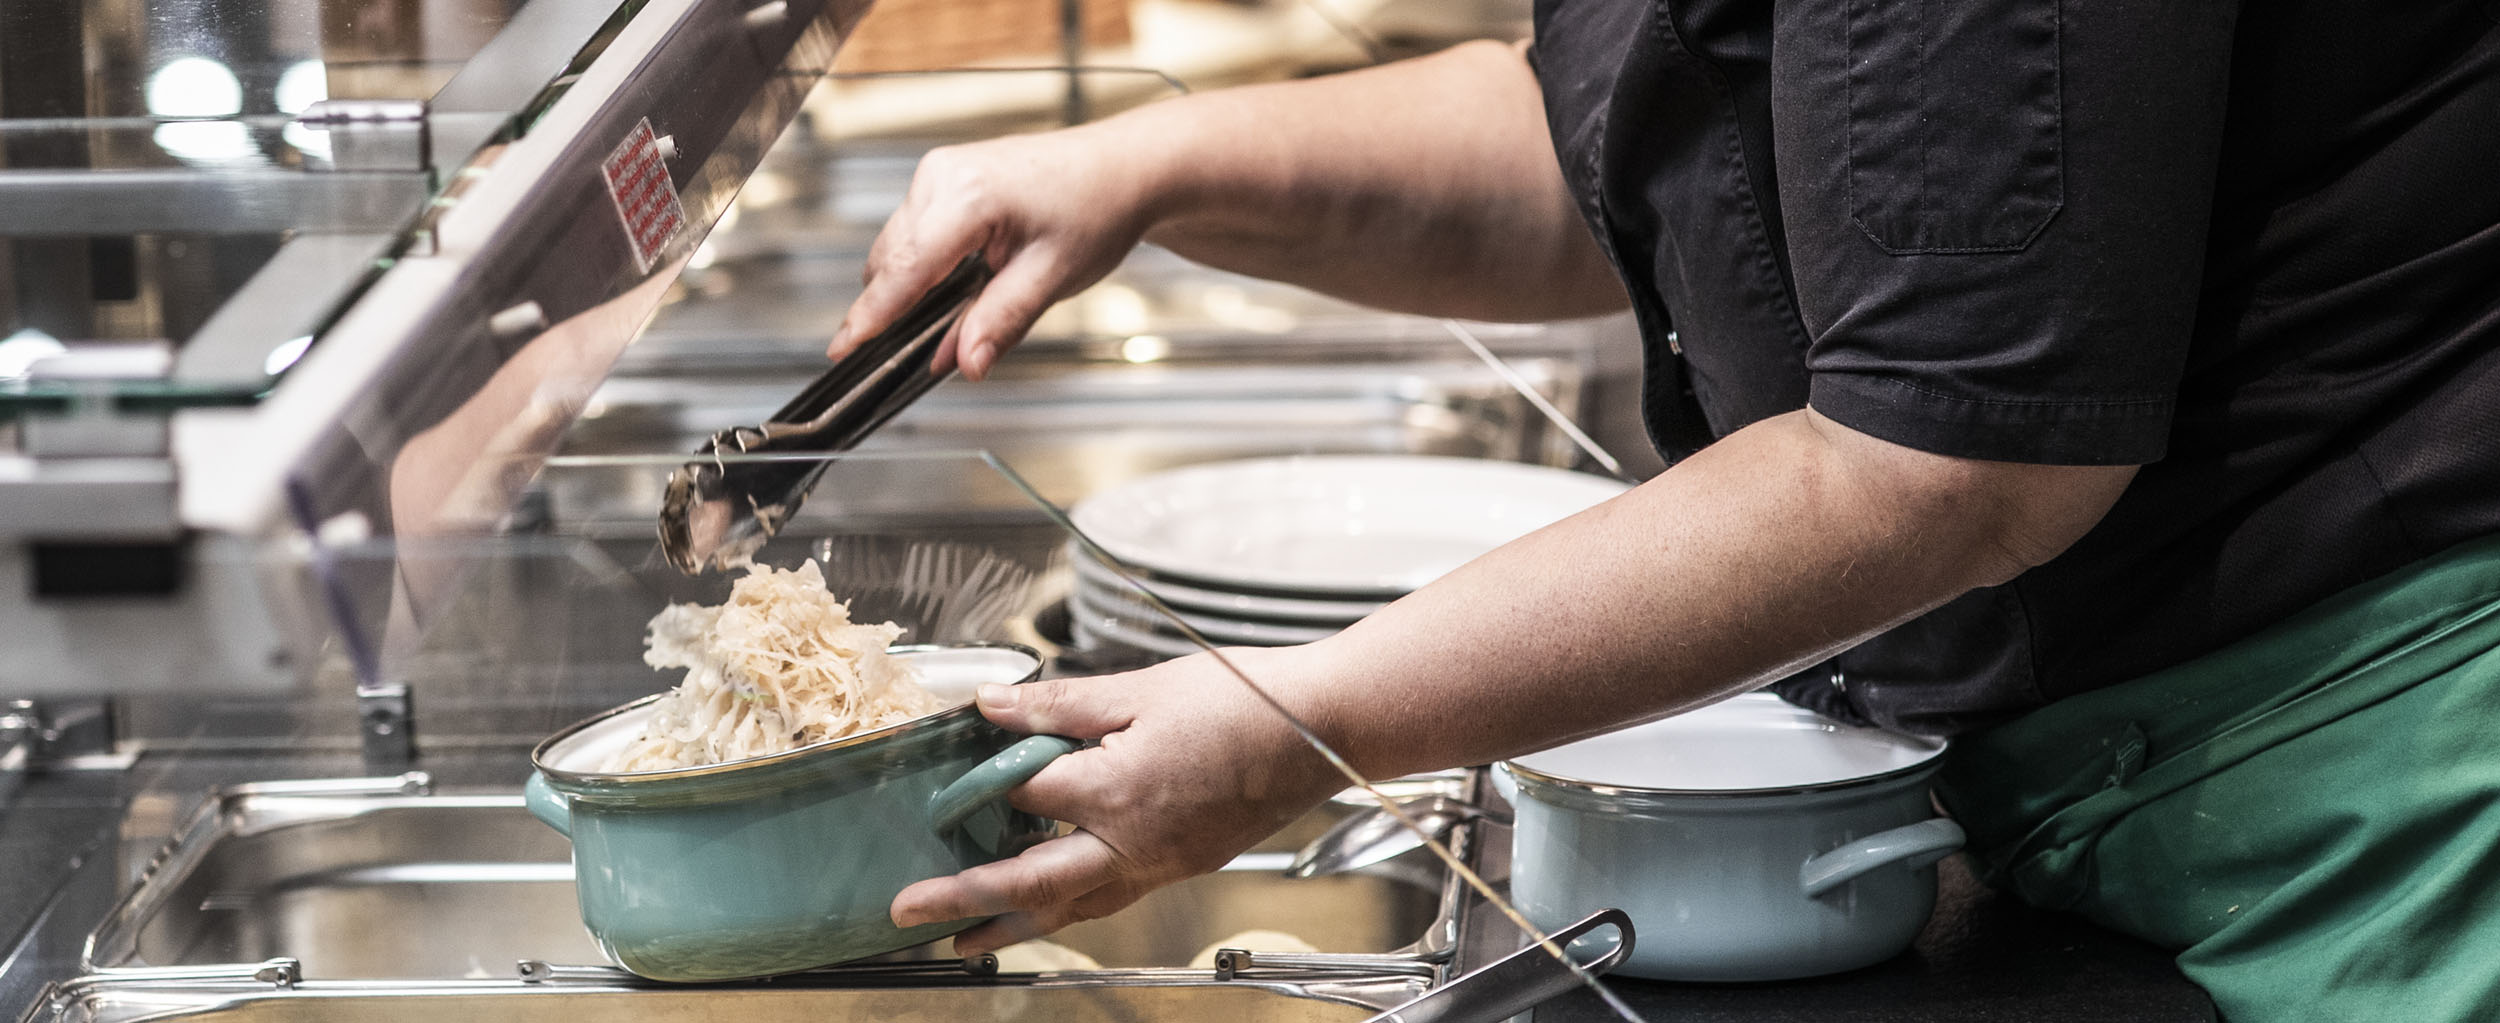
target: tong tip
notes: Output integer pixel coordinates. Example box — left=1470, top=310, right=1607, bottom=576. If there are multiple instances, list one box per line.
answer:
left=659, top=461, right=778, bottom=573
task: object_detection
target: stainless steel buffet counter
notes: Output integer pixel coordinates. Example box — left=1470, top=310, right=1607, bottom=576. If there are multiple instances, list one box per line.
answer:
left=1, top=0, right=2211, bottom=1015
left=2, top=750, right=2217, bottom=1023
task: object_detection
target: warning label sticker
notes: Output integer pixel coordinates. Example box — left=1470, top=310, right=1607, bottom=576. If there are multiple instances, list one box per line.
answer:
left=601, top=118, right=686, bottom=274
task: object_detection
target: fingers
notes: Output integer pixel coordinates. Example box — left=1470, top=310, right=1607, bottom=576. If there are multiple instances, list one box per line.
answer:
left=975, top=673, right=1138, bottom=739
left=950, top=247, right=1066, bottom=380
left=1004, top=743, right=1117, bottom=823
left=889, top=829, right=1122, bottom=929
left=930, top=315, right=970, bottom=377
left=948, top=882, right=1150, bottom=957
left=832, top=207, right=986, bottom=360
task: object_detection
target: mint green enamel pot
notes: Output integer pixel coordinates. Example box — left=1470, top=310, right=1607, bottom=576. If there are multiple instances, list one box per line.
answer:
left=524, top=643, right=1070, bottom=982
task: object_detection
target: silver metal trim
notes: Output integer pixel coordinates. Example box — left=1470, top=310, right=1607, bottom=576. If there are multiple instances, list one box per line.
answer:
left=356, top=685, right=415, bottom=768
left=29, top=971, right=1436, bottom=1023
left=0, top=702, right=30, bottom=812
left=217, top=774, right=435, bottom=799
left=514, top=954, right=1000, bottom=984
left=0, top=456, right=179, bottom=538
left=0, top=170, right=430, bottom=237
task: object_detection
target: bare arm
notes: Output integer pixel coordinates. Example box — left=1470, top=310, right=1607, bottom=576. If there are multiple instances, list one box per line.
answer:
left=1135, top=41, right=1621, bottom=321
left=1300, top=410, right=2132, bottom=773
left=893, top=411, right=2137, bottom=949
left=834, top=41, right=1624, bottom=379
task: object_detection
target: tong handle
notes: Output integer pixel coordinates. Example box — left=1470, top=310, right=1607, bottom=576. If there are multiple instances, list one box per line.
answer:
left=659, top=253, right=991, bottom=574
left=766, top=253, right=991, bottom=436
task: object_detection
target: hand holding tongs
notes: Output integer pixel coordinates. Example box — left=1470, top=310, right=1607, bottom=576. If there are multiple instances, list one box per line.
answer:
left=657, top=254, right=992, bottom=573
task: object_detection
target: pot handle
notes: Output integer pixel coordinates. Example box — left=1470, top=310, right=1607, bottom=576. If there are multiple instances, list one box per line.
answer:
left=1798, top=817, right=1964, bottom=898
left=928, top=735, right=1080, bottom=837
left=523, top=773, right=572, bottom=838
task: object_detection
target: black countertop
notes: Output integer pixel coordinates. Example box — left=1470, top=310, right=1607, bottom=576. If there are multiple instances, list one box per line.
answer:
left=1534, top=855, right=2216, bottom=1023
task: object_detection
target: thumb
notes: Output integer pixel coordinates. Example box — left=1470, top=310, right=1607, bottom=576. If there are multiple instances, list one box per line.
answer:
left=977, top=675, right=1134, bottom=740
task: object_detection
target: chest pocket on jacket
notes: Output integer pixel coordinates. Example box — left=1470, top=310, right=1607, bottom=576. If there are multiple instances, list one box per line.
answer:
left=1844, top=0, right=2065, bottom=253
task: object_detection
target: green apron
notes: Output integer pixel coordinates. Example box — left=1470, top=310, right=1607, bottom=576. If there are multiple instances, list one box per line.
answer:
left=1935, top=535, right=2500, bottom=1023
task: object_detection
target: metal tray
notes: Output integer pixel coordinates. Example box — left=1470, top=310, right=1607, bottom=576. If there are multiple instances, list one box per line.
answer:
left=82, top=775, right=1467, bottom=982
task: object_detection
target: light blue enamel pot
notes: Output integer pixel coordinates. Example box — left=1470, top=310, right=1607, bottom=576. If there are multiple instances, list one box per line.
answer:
left=524, top=643, right=1070, bottom=982
left=1498, top=694, right=1963, bottom=982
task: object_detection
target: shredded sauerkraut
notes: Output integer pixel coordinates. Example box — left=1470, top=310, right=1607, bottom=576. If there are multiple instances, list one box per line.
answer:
left=605, top=560, right=947, bottom=772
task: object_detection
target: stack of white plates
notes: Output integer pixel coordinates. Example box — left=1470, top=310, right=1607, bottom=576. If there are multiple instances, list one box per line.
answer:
left=1064, top=455, right=1631, bottom=660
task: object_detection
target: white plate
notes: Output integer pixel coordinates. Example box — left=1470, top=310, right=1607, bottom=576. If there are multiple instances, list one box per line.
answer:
left=1067, top=543, right=1388, bottom=623
left=1069, top=455, right=1630, bottom=596
left=1069, top=582, right=1343, bottom=647
left=1070, top=613, right=1202, bottom=660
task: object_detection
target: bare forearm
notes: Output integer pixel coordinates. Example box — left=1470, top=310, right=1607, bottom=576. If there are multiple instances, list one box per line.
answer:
left=1109, top=41, right=1623, bottom=321
left=1280, top=410, right=2134, bottom=774
left=892, top=410, right=2131, bottom=946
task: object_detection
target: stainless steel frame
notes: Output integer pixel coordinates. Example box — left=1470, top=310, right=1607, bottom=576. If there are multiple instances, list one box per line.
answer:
left=42, top=772, right=1486, bottom=1023
left=31, top=972, right=1432, bottom=1023
left=0, top=171, right=430, bottom=237
left=80, top=774, right=1469, bottom=975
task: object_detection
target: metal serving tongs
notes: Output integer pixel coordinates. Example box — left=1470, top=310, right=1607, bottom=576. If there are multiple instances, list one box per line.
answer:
left=658, top=254, right=993, bottom=573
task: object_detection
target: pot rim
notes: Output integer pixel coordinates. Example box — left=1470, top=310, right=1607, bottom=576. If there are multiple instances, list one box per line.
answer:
left=1501, top=711, right=1948, bottom=801
left=1502, top=753, right=1944, bottom=804
left=530, top=641, right=1042, bottom=786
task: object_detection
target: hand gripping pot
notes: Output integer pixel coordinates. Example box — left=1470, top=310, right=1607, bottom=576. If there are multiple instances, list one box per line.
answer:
left=524, top=643, right=1071, bottom=982
left=1498, top=693, right=1964, bottom=981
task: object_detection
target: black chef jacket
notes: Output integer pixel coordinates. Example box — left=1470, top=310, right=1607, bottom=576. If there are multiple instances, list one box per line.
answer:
left=1529, top=0, right=2500, bottom=735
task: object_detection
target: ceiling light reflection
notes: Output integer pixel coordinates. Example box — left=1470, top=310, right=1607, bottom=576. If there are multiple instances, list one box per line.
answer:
left=154, top=120, right=257, bottom=164
left=0, top=328, right=69, bottom=379
left=146, top=56, right=243, bottom=117
left=274, top=60, right=327, bottom=115
left=1083, top=284, right=1152, bottom=337
left=262, top=335, right=315, bottom=377
left=281, top=121, right=332, bottom=162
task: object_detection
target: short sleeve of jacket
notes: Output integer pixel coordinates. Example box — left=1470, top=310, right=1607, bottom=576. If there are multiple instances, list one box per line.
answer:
left=1770, top=0, right=2241, bottom=465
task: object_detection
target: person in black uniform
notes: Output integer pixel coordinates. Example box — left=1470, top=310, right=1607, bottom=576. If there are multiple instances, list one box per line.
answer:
left=840, top=1, right=2500, bottom=1016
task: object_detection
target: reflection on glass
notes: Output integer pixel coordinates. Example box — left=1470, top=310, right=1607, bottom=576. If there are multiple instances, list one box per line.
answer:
left=280, top=121, right=333, bottom=161
left=262, top=335, right=315, bottom=377
left=144, top=55, right=257, bottom=163
left=145, top=56, right=245, bottom=117
left=145, top=56, right=245, bottom=116
left=153, top=120, right=260, bottom=164
left=273, top=60, right=329, bottom=114
left=0, top=328, right=69, bottom=378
